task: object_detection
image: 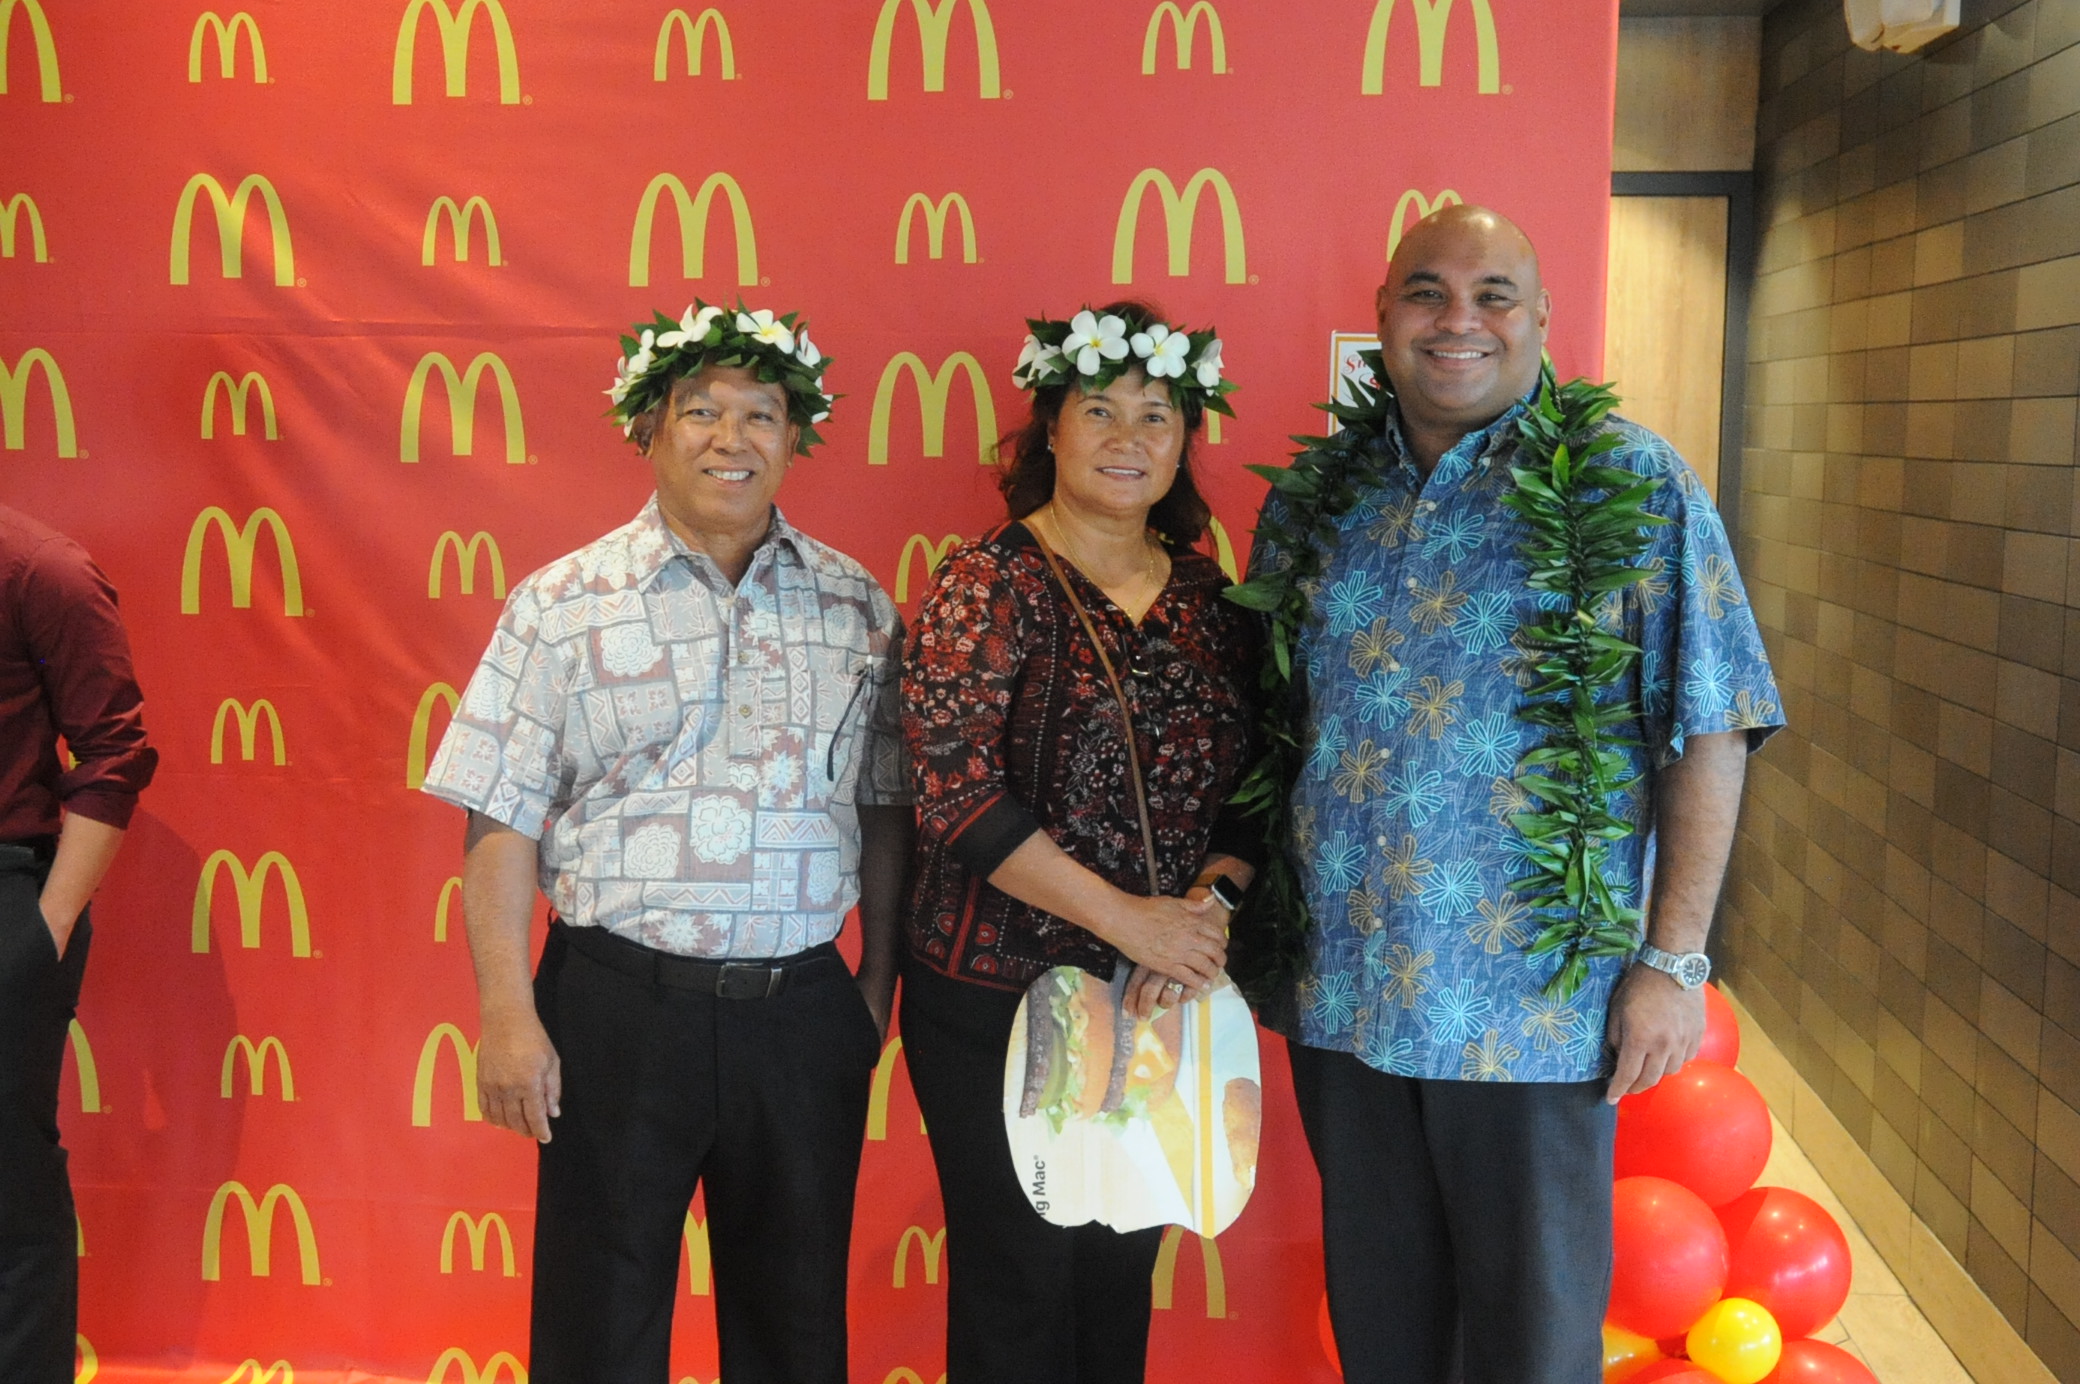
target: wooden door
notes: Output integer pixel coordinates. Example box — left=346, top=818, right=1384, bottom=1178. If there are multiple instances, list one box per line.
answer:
left=1604, top=195, right=1729, bottom=496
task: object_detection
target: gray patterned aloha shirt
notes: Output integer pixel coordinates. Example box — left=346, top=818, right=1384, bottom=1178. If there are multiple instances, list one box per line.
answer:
left=1251, top=400, right=1783, bottom=1082
left=423, top=499, right=909, bottom=958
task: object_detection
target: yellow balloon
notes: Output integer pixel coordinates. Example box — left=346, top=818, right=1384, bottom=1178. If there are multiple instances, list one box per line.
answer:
left=1602, top=1321, right=1665, bottom=1382
left=1686, top=1297, right=1783, bottom=1384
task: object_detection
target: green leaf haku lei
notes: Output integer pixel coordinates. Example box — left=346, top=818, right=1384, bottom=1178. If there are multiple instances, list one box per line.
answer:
left=1223, top=355, right=1668, bottom=1009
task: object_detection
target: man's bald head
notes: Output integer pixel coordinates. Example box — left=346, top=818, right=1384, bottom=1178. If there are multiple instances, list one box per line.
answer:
left=1374, top=204, right=1552, bottom=471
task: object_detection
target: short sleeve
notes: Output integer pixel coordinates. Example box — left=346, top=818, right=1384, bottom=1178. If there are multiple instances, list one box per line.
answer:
left=1630, top=437, right=1785, bottom=765
left=420, top=580, right=573, bottom=838
left=854, top=586, right=913, bottom=808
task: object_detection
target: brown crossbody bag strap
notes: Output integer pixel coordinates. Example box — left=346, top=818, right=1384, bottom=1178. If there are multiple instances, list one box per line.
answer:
left=1029, top=527, right=1164, bottom=898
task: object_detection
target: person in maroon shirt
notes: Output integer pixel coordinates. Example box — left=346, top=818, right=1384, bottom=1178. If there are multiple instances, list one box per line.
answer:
left=0, top=503, right=156, bottom=1384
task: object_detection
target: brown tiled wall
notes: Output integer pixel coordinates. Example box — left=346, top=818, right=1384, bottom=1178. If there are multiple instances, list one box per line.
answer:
left=1723, top=0, right=2080, bottom=1376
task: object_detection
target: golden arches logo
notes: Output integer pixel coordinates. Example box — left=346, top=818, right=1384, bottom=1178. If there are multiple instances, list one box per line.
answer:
left=75, top=1334, right=97, bottom=1384
left=440, top=1211, right=516, bottom=1275
left=1111, top=168, right=1245, bottom=285
left=869, top=352, right=994, bottom=469
left=655, top=8, right=734, bottom=80
left=1361, top=0, right=1498, bottom=94
left=222, top=1035, right=294, bottom=1100
left=868, top=0, right=998, bottom=100
left=1151, top=1224, right=1228, bottom=1316
left=181, top=507, right=304, bottom=614
left=892, top=1225, right=945, bottom=1287
left=1142, top=2, right=1225, bottom=74
left=1, top=348, right=76, bottom=456
left=219, top=1362, right=295, bottom=1384
left=193, top=850, right=311, bottom=956
left=881, top=1373, right=946, bottom=1384
left=68, top=1019, right=102, bottom=1112
left=429, top=530, right=507, bottom=599
left=1204, top=515, right=1239, bottom=582
left=393, top=0, right=519, bottom=104
left=407, top=682, right=460, bottom=790
left=412, top=1022, right=482, bottom=1126
left=682, top=1212, right=710, bottom=1294
left=0, top=0, right=59, bottom=101
left=202, top=1181, right=320, bottom=1284
left=2, top=192, right=47, bottom=260
left=895, top=192, right=976, bottom=265
left=434, top=875, right=462, bottom=941
left=893, top=534, right=960, bottom=604
left=426, top=1349, right=526, bottom=1384
left=423, top=196, right=502, bottom=266
left=203, top=370, right=278, bottom=440
left=402, top=352, right=525, bottom=465
left=189, top=12, right=266, bottom=82
left=212, top=698, right=288, bottom=765
left=1386, top=187, right=1462, bottom=260
left=866, top=1034, right=924, bottom=1138
left=628, top=171, right=757, bottom=288
left=170, top=173, right=294, bottom=286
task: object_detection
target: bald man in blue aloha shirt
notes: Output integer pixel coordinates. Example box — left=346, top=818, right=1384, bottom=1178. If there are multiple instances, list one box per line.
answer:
left=1249, top=205, right=1783, bottom=1384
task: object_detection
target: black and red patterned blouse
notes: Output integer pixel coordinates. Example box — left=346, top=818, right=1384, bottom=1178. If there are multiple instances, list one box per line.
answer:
left=901, top=520, right=1261, bottom=991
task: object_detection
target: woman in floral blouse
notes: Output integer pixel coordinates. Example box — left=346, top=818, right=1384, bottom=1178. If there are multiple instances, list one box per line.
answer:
left=898, top=301, right=1259, bottom=1384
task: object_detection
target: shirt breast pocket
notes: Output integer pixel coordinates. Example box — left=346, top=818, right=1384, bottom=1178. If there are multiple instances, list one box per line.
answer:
left=816, top=653, right=891, bottom=807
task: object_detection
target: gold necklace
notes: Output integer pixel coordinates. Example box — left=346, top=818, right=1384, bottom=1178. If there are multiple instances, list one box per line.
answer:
left=1040, top=506, right=1158, bottom=589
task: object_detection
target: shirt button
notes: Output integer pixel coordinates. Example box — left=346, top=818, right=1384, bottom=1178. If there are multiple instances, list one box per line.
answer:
left=738, top=651, right=752, bottom=664
left=736, top=705, right=752, bottom=718
left=1405, top=577, right=1418, bottom=589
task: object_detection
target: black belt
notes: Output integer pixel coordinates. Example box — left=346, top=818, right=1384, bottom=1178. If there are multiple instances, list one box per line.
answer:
left=553, top=921, right=843, bottom=999
left=0, top=839, right=55, bottom=874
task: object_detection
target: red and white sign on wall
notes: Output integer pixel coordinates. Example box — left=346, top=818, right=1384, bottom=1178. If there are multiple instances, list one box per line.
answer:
left=2, top=1, right=1617, bottom=1378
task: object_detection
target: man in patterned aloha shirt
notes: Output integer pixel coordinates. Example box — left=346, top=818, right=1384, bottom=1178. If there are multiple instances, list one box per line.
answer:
left=422, top=307, right=912, bottom=1384
left=1252, top=206, right=1783, bottom=1383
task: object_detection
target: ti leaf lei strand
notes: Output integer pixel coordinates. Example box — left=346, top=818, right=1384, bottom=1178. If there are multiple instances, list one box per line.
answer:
left=1222, top=355, right=1667, bottom=1010
left=1501, top=360, right=1668, bottom=999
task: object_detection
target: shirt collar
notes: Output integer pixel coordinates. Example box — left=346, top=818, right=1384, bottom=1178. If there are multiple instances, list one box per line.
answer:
left=627, top=496, right=805, bottom=591
left=1379, top=388, right=1534, bottom=480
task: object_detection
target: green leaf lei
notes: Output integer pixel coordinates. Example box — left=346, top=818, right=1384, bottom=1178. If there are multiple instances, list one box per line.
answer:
left=1221, top=355, right=1667, bottom=1011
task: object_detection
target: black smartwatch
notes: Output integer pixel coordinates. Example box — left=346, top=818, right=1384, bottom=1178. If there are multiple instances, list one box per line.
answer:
left=1199, top=874, right=1245, bottom=912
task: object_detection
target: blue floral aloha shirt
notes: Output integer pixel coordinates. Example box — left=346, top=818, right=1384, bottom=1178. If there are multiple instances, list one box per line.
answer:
left=1249, top=399, right=1783, bottom=1083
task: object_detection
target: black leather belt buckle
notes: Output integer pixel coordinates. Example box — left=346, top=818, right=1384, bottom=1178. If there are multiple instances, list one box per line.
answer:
left=716, top=963, right=783, bottom=1000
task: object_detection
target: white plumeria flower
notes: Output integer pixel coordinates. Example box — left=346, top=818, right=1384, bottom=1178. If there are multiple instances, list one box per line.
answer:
left=1132, top=324, right=1192, bottom=379
left=658, top=303, right=724, bottom=348
left=811, top=406, right=831, bottom=424
left=1193, top=337, right=1224, bottom=389
left=625, top=346, right=655, bottom=381
left=736, top=309, right=795, bottom=355
left=1012, top=334, right=1064, bottom=387
left=795, top=331, right=822, bottom=367
left=1061, top=310, right=1129, bottom=376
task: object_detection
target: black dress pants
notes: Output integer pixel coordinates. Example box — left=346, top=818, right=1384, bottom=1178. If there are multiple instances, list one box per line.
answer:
left=528, top=925, right=883, bottom=1384
left=0, top=842, right=89, bottom=1384
left=899, top=957, right=1164, bottom=1384
left=1288, top=1041, right=1616, bottom=1384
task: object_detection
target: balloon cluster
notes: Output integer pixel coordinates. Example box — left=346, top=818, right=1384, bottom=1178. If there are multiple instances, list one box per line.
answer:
left=1603, top=986, right=1871, bottom=1384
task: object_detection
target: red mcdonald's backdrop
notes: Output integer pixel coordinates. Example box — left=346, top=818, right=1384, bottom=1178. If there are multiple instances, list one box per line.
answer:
left=3, top=1, right=1618, bottom=1379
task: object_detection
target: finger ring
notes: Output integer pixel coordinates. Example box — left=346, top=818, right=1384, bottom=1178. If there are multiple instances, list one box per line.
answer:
left=1166, top=981, right=1183, bottom=994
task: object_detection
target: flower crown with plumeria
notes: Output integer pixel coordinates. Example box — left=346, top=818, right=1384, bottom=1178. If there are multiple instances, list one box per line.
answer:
left=1010, top=306, right=1237, bottom=420
left=606, top=299, right=836, bottom=455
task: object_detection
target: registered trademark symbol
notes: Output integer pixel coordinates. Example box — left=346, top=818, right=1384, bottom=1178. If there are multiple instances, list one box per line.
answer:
left=1503, top=84, right=1514, bottom=94
left=64, top=93, right=74, bottom=102
left=297, top=278, right=307, bottom=287
left=760, top=276, right=771, bottom=286
left=523, top=94, right=534, bottom=105
left=1249, top=274, right=1260, bottom=285
left=78, top=450, right=88, bottom=459
left=528, top=455, right=539, bottom=464
left=313, top=949, right=323, bottom=958
left=1003, top=89, right=1013, bottom=98
left=324, top=1277, right=333, bottom=1287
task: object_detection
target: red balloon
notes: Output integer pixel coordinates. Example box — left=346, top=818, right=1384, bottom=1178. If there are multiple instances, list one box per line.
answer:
left=1717, top=1187, right=1855, bottom=1338
left=1609, top=1176, right=1730, bottom=1339
left=1761, top=1339, right=1879, bottom=1384
left=1628, top=1362, right=1722, bottom=1383
left=1616, top=1061, right=1773, bottom=1205
left=1697, top=983, right=1740, bottom=1067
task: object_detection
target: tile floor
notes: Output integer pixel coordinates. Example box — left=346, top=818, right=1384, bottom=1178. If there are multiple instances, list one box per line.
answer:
left=1761, top=1115, right=1976, bottom=1383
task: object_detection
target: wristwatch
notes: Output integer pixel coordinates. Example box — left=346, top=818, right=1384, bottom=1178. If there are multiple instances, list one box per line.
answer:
left=1634, top=943, right=1711, bottom=990
left=1197, top=874, right=1245, bottom=912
